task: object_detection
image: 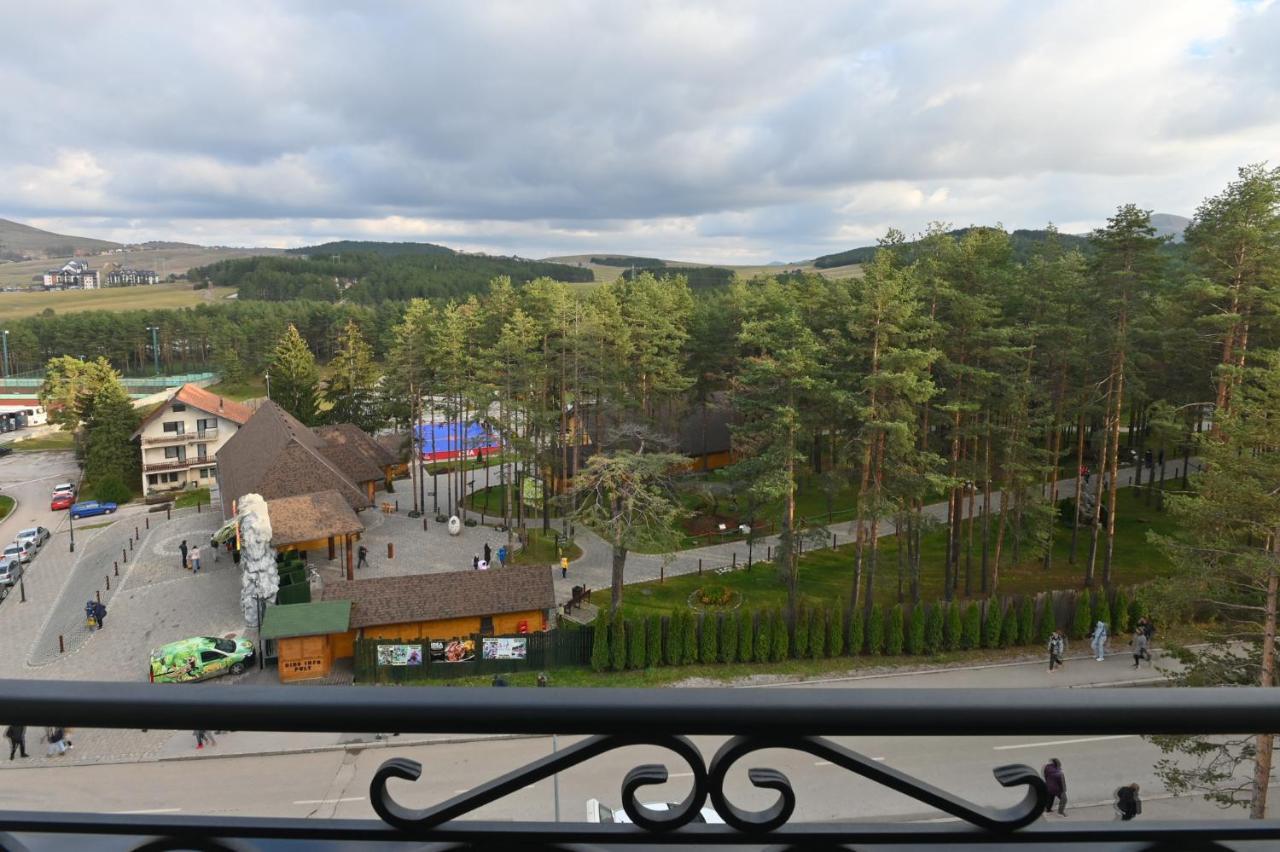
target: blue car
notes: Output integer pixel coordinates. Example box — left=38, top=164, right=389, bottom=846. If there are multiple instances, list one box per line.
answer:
left=70, top=500, right=117, bottom=519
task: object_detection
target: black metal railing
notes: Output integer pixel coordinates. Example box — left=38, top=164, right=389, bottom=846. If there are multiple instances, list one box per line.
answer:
left=2, top=680, right=1279, bottom=850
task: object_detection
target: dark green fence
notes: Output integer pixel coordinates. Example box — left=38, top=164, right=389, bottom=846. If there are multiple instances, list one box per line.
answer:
left=354, top=628, right=593, bottom=683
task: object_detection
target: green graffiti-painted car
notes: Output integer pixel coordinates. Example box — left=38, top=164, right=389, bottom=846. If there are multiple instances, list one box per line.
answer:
left=149, top=636, right=256, bottom=683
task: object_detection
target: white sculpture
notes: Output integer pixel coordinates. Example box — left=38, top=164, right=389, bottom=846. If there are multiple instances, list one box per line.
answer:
left=447, top=515, right=462, bottom=536
left=238, top=493, right=279, bottom=627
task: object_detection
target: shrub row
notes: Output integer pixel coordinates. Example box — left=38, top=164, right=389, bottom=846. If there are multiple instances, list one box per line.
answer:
left=589, top=587, right=1150, bottom=672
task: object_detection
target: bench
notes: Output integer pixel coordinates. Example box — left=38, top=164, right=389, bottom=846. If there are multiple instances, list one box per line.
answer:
left=566, top=585, right=593, bottom=612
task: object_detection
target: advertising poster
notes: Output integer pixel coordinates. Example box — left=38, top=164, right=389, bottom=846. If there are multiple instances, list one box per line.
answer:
left=376, top=644, right=424, bottom=666
left=429, top=638, right=476, bottom=663
left=482, top=637, right=528, bottom=660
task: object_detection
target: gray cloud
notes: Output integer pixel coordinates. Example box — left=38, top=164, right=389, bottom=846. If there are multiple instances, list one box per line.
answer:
left=2, top=0, right=1277, bottom=262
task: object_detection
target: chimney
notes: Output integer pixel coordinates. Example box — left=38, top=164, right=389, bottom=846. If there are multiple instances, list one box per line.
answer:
left=219, top=397, right=224, bottom=411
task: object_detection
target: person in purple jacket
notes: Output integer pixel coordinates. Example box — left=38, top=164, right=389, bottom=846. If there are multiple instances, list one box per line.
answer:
left=1043, top=758, right=1067, bottom=817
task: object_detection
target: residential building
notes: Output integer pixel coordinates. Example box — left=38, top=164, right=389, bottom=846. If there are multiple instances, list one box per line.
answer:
left=106, top=267, right=159, bottom=286
left=41, top=260, right=98, bottom=289
left=215, top=400, right=383, bottom=518
left=132, top=383, right=254, bottom=497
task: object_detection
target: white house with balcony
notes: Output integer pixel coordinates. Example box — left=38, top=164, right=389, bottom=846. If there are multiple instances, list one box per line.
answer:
left=131, top=383, right=254, bottom=497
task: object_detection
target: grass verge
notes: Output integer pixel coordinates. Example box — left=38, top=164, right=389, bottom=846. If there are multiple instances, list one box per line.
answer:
left=173, top=487, right=211, bottom=509
left=0, top=495, right=14, bottom=522
left=11, top=431, right=76, bottom=452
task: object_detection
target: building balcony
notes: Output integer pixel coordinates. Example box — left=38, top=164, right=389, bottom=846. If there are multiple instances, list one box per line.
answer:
left=142, top=428, right=218, bottom=446
left=1, top=682, right=1278, bottom=849
left=143, top=457, right=209, bottom=472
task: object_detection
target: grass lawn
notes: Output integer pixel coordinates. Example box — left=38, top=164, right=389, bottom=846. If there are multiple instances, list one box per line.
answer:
left=10, top=431, right=75, bottom=452
left=0, top=282, right=237, bottom=321
left=0, top=495, right=14, bottom=521
left=425, top=453, right=511, bottom=476
left=513, top=528, right=583, bottom=565
left=203, top=375, right=266, bottom=402
left=621, top=487, right=1177, bottom=620
left=466, top=484, right=562, bottom=519
left=173, top=487, right=211, bottom=509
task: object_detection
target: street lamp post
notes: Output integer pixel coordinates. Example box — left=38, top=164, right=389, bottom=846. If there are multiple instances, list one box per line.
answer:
left=2, top=329, right=10, bottom=378
left=146, top=326, right=161, bottom=376
left=265, top=371, right=271, bottom=399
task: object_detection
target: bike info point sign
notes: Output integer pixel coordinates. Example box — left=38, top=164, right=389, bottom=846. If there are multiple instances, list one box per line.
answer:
left=482, top=637, right=528, bottom=660
left=376, top=644, right=423, bottom=666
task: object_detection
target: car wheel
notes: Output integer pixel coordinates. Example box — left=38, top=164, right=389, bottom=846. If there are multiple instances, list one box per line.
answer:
left=108, top=508, right=115, bottom=514
left=230, top=662, right=246, bottom=676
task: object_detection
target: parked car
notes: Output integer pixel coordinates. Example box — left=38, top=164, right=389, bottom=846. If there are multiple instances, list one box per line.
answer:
left=3, top=540, right=34, bottom=564
left=586, top=800, right=724, bottom=824
left=70, top=500, right=117, bottom=519
left=0, top=556, right=22, bottom=587
left=50, top=492, right=75, bottom=511
left=53, top=482, right=76, bottom=496
left=0, top=445, right=12, bottom=457
left=15, top=527, right=50, bottom=550
left=149, top=636, right=256, bottom=683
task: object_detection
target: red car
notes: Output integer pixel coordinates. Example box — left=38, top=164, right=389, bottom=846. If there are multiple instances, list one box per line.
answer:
left=51, top=492, right=75, bottom=511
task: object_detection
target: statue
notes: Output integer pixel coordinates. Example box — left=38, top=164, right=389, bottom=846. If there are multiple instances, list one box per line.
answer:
left=238, top=493, right=278, bottom=627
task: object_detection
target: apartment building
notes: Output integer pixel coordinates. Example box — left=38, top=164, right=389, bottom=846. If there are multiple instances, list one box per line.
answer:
left=132, top=383, right=254, bottom=497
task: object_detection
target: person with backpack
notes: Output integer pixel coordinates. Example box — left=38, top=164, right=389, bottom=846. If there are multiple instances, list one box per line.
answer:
left=1047, top=630, right=1066, bottom=672
left=357, top=545, right=369, bottom=570
left=1115, top=783, right=1141, bottom=820
left=91, top=600, right=106, bottom=630
left=1042, top=758, right=1067, bottom=817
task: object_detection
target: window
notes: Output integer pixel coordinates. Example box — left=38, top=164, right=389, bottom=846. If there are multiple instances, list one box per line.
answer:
left=163, top=446, right=185, bottom=460
left=147, top=474, right=158, bottom=485
left=197, top=417, right=216, bottom=432
left=171, top=403, right=186, bottom=412
left=199, top=650, right=223, bottom=663
left=480, top=616, right=495, bottom=635
left=162, top=421, right=184, bottom=434
left=197, top=443, right=207, bottom=460
left=201, top=467, right=214, bottom=479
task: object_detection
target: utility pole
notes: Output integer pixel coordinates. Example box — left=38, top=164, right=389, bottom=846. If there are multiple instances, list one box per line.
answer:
left=146, top=326, right=161, bottom=376
left=1, top=329, right=9, bottom=378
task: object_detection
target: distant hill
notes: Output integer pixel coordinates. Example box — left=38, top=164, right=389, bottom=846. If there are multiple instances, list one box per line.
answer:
left=813, top=227, right=1092, bottom=268
left=286, top=240, right=455, bottom=258
left=1149, top=213, right=1190, bottom=243
left=0, top=217, right=121, bottom=260
left=589, top=255, right=668, bottom=268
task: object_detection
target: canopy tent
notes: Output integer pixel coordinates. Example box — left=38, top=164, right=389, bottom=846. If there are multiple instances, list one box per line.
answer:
left=414, top=421, right=501, bottom=462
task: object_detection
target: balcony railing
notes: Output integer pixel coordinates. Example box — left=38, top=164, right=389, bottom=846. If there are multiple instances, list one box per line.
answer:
left=1, top=682, right=1279, bottom=849
left=143, top=428, right=218, bottom=446
left=143, top=457, right=198, bottom=472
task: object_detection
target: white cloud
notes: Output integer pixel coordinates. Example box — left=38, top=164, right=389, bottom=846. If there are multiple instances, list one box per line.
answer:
left=0, top=1, right=1276, bottom=261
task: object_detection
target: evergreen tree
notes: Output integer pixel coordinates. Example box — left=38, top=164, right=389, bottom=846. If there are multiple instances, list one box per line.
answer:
left=793, top=604, right=810, bottom=658
left=907, top=605, right=926, bottom=655
left=83, top=379, right=140, bottom=490
left=1017, top=596, right=1035, bottom=645
left=866, top=604, right=885, bottom=655
left=665, top=611, right=684, bottom=666
left=827, top=604, right=845, bottom=657
left=770, top=608, right=789, bottom=662
left=646, top=615, right=663, bottom=668
left=982, top=599, right=1002, bottom=649
left=848, top=606, right=865, bottom=655
left=961, top=602, right=981, bottom=650
left=682, top=610, right=698, bottom=664
left=610, top=610, right=627, bottom=672
left=324, top=320, right=383, bottom=432
left=924, top=603, right=944, bottom=655
left=268, top=324, right=320, bottom=425
left=1112, top=589, right=1131, bottom=633
left=1036, top=596, right=1056, bottom=644
left=1072, top=590, right=1094, bottom=640
left=628, top=618, right=647, bottom=669
left=809, top=608, right=826, bottom=660
left=885, top=604, right=905, bottom=656
left=590, top=609, right=610, bottom=672
left=738, top=610, right=754, bottom=662
left=1000, top=604, right=1019, bottom=648
left=720, top=611, right=739, bottom=664
left=944, top=603, right=962, bottom=651
left=755, top=609, right=772, bottom=663
left=696, top=614, right=716, bottom=665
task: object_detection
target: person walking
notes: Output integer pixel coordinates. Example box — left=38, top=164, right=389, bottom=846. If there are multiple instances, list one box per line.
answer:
left=85, top=600, right=97, bottom=631
left=179, top=540, right=189, bottom=570
left=473, top=553, right=480, bottom=570
left=1042, top=758, right=1067, bottom=817
left=91, top=600, right=106, bottom=630
left=357, top=545, right=369, bottom=570
left=1132, top=629, right=1151, bottom=668
left=5, top=725, right=27, bottom=760
left=194, top=729, right=216, bottom=750
left=44, top=727, right=68, bottom=757
left=190, top=544, right=202, bottom=574
left=497, top=545, right=507, bottom=568
left=1047, top=629, right=1066, bottom=672
left=1090, top=620, right=1109, bottom=661
left=483, top=542, right=492, bottom=565
left=1115, top=783, right=1141, bottom=820
left=560, top=555, right=569, bottom=579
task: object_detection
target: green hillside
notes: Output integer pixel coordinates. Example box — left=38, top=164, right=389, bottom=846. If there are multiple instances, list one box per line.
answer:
left=813, top=227, right=1093, bottom=268
left=0, top=217, right=121, bottom=260
left=286, top=240, right=454, bottom=258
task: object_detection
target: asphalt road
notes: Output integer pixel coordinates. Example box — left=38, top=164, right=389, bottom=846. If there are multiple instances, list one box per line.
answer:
left=0, top=451, right=80, bottom=604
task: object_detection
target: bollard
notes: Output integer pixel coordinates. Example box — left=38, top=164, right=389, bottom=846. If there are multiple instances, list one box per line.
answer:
left=832, top=532, right=837, bottom=548
left=197, top=500, right=202, bottom=514
left=96, top=590, right=101, bottom=603
left=388, top=542, right=394, bottom=559
left=423, top=518, right=428, bottom=531
left=732, top=552, right=737, bottom=569
left=106, top=575, right=110, bottom=590
left=114, top=562, right=119, bottom=577
left=396, top=500, right=399, bottom=512
left=767, top=545, right=772, bottom=561
left=135, top=526, right=139, bottom=540
left=698, top=558, right=702, bottom=575
left=59, top=635, right=64, bottom=654
left=129, top=538, right=133, bottom=551
left=123, top=548, right=128, bottom=563
left=167, top=507, right=171, bottom=521
left=146, top=517, right=150, bottom=530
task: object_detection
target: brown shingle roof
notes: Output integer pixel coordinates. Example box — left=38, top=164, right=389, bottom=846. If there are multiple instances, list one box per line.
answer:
left=132, top=383, right=254, bottom=438
left=314, top=424, right=388, bottom=485
left=216, top=401, right=372, bottom=516
left=322, top=564, right=555, bottom=629
left=267, top=490, right=365, bottom=548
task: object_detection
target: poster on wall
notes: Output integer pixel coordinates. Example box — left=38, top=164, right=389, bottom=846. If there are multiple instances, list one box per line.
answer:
left=482, top=637, right=528, bottom=660
left=429, top=638, right=476, bottom=663
left=376, top=644, right=423, bottom=666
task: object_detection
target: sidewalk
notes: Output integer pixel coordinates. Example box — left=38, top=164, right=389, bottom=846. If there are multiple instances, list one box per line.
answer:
left=153, top=729, right=539, bottom=762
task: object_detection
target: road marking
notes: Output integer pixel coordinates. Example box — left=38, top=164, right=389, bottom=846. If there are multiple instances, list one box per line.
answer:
left=993, top=735, right=1135, bottom=751
left=667, top=771, right=695, bottom=778
left=814, top=757, right=885, bottom=766
left=111, top=808, right=182, bottom=814
left=292, top=797, right=364, bottom=805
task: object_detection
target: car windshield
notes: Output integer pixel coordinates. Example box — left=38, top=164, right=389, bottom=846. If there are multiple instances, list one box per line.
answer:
left=212, top=638, right=237, bottom=653
left=18, top=529, right=35, bottom=539
left=4, top=545, right=19, bottom=554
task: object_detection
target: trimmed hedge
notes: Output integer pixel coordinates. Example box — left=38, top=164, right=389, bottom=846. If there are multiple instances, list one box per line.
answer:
left=1072, top=590, right=1094, bottom=640
left=1017, top=597, right=1034, bottom=645
left=924, top=603, right=943, bottom=655
left=944, top=603, right=962, bottom=651
left=611, top=611, right=627, bottom=672
left=885, top=605, right=905, bottom=656
left=961, top=602, right=981, bottom=650
left=721, top=611, right=739, bottom=664
left=794, top=606, right=810, bottom=658
left=982, top=599, right=1002, bottom=649
left=591, top=609, right=610, bottom=672
left=628, top=618, right=647, bottom=669
left=770, top=608, right=789, bottom=662
left=738, top=610, right=754, bottom=663
left=682, top=610, right=698, bottom=665
left=666, top=610, right=685, bottom=666
left=907, top=605, right=925, bottom=655
left=755, top=609, right=772, bottom=662
left=809, top=609, right=825, bottom=660
left=647, top=615, right=663, bottom=668
left=848, top=607, right=865, bottom=655
left=866, top=604, right=884, bottom=656
left=827, top=604, right=845, bottom=657
left=699, top=615, right=719, bottom=664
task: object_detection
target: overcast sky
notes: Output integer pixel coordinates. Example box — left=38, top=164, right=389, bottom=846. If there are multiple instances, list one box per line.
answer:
left=2, top=1, right=1277, bottom=263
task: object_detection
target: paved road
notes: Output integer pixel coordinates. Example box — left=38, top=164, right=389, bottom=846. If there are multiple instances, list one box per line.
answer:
left=0, top=654, right=1248, bottom=826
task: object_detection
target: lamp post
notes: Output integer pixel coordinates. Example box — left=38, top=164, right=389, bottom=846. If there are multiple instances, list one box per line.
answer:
left=146, top=326, right=161, bottom=376
left=264, top=371, right=271, bottom=399
left=2, top=329, right=10, bottom=378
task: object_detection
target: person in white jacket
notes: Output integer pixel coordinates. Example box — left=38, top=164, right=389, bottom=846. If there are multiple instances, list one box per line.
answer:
left=1090, top=620, right=1109, bottom=661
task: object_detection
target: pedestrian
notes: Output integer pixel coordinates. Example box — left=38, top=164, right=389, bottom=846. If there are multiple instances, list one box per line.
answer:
left=4, top=725, right=27, bottom=760
left=85, top=600, right=97, bottom=630
left=179, top=540, right=189, bottom=570
left=1144, top=449, right=1154, bottom=470
left=194, top=729, right=216, bottom=750
left=190, top=544, right=201, bottom=574
left=1131, top=629, right=1151, bottom=668
left=1139, top=616, right=1156, bottom=641
left=91, top=600, right=106, bottom=630
left=1083, top=466, right=1091, bottom=485
left=497, top=545, right=507, bottom=568
left=357, top=545, right=369, bottom=570
left=1047, top=629, right=1066, bottom=672
left=473, top=553, right=480, bottom=570
left=483, top=542, right=492, bottom=565
left=1114, top=783, right=1141, bottom=820
left=560, top=555, right=569, bottom=579
left=1042, top=758, right=1067, bottom=817
left=44, top=727, right=68, bottom=757
left=1157, top=448, right=1165, bottom=468
left=1089, top=620, right=1109, bottom=661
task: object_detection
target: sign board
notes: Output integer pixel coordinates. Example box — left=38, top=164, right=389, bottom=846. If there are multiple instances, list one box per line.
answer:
left=429, top=638, right=476, bottom=663
left=482, top=637, right=528, bottom=660
left=376, top=644, right=423, bottom=666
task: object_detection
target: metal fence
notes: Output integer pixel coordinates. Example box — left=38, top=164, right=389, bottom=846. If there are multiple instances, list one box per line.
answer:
left=353, top=628, right=594, bottom=683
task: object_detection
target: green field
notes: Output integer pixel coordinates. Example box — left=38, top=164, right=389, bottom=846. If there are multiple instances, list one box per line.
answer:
left=620, top=488, right=1176, bottom=620
left=0, top=282, right=238, bottom=321
left=202, top=376, right=266, bottom=402
left=0, top=494, right=14, bottom=521
left=10, top=431, right=76, bottom=452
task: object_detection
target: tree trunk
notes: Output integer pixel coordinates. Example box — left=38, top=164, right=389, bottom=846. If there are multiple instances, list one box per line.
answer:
left=1070, top=412, right=1085, bottom=563
left=1103, top=348, right=1126, bottom=585
left=1088, top=376, right=1115, bottom=586
left=1044, top=414, right=1063, bottom=571
left=1249, top=536, right=1278, bottom=819
left=610, top=538, right=628, bottom=614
